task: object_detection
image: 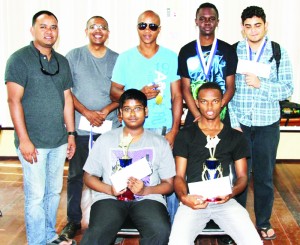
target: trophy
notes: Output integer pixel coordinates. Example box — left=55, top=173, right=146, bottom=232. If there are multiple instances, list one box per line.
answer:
left=202, top=135, right=223, bottom=202
left=116, top=133, right=135, bottom=201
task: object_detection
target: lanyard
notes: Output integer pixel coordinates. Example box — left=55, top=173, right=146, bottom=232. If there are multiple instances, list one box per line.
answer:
left=195, top=38, right=218, bottom=81
left=88, top=128, right=94, bottom=153
left=246, top=37, right=267, bottom=62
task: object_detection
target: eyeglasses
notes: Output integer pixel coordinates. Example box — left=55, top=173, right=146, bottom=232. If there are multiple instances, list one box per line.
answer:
left=39, top=52, right=59, bottom=76
left=122, top=106, right=145, bottom=114
left=89, top=24, right=108, bottom=31
left=137, top=22, right=160, bottom=31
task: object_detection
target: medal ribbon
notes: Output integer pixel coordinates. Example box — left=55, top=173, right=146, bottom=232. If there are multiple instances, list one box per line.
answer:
left=196, top=38, right=218, bottom=81
left=88, top=128, right=94, bottom=154
left=246, top=37, right=267, bottom=62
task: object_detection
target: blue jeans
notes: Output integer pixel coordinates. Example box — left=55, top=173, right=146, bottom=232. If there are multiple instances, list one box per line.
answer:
left=147, top=127, right=179, bottom=224
left=81, top=199, right=171, bottom=245
left=234, top=121, right=280, bottom=228
left=67, top=134, right=99, bottom=223
left=17, top=144, right=68, bottom=245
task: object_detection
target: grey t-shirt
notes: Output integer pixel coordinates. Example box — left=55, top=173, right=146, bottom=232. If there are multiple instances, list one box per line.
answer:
left=83, top=127, right=176, bottom=206
left=66, top=46, right=120, bottom=135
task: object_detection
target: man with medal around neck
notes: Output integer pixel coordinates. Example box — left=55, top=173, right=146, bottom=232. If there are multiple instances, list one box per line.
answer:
left=178, top=2, right=237, bottom=128
left=228, top=6, right=293, bottom=241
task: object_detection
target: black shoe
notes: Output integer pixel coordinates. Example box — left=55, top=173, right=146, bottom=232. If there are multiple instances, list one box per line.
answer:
left=60, top=222, right=81, bottom=239
left=218, top=235, right=235, bottom=244
left=47, top=235, right=77, bottom=245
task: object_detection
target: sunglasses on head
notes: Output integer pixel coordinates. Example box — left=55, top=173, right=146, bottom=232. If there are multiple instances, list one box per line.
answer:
left=137, top=22, right=160, bottom=31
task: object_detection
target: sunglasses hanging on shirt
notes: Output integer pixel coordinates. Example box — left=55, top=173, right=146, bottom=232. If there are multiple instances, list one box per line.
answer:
left=38, top=51, right=60, bottom=76
left=137, top=22, right=160, bottom=31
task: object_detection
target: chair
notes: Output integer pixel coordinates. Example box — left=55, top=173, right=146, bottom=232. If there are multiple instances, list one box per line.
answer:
left=117, top=217, right=225, bottom=238
left=117, top=217, right=139, bottom=237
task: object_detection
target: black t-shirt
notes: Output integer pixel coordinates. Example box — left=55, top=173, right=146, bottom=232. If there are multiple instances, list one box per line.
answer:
left=173, top=123, right=249, bottom=184
left=178, top=39, right=237, bottom=96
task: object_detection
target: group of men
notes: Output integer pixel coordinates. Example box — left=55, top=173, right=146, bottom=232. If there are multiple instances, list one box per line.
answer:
left=5, top=2, right=293, bottom=245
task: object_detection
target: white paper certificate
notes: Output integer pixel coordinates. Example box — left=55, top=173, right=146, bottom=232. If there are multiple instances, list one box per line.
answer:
left=188, top=176, right=232, bottom=199
left=110, top=157, right=152, bottom=192
left=78, top=116, right=112, bottom=134
left=236, top=59, right=271, bottom=79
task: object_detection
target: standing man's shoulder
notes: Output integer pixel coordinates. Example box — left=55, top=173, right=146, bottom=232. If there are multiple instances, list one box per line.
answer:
left=54, top=49, right=70, bottom=65
left=66, top=45, right=86, bottom=57
left=159, top=45, right=177, bottom=55
left=106, top=47, right=119, bottom=58
left=217, top=39, right=237, bottom=53
left=178, top=40, right=196, bottom=53
left=117, top=46, right=137, bottom=57
left=6, top=45, right=32, bottom=64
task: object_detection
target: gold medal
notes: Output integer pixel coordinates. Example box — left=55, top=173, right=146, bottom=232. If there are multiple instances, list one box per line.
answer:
left=155, top=93, right=163, bottom=105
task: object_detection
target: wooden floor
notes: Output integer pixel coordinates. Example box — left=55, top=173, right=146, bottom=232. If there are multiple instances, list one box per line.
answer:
left=0, top=159, right=299, bottom=245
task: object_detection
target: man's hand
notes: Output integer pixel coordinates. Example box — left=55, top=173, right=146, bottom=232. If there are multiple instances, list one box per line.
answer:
left=165, top=130, right=177, bottom=149
left=84, top=110, right=106, bottom=127
left=111, top=185, right=126, bottom=197
left=19, top=139, right=38, bottom=163
left=66, top=136, right=76, bottom=160
left=141, top=84, right=160, bottom=99
left=214, top=194, right=231, bottom=204
left=243, top=72, right=261, bottom=88
left=181, top=194, right=208, bottom=210
left=127, top=177, right=145, bottom=195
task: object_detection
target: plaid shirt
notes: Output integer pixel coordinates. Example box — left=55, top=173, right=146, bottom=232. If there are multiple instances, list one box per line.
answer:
left=229, top=37, right=293, bottom=128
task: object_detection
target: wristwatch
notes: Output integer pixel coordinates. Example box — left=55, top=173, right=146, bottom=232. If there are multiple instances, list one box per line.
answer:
left=68, top=131, right=77, bottom=137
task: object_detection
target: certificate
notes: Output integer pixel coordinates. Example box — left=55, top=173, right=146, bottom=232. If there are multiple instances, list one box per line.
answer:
left=78, top=116, right=112, bottom=134
left=236, top=59, right=271, bottom=79
left=188, top=176, right=232, bottom=199
left=110, top=157, right=152, bottom=192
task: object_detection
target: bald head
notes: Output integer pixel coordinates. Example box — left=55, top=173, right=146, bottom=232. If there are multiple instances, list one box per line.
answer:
left=137, top=10, right=160, bottom=25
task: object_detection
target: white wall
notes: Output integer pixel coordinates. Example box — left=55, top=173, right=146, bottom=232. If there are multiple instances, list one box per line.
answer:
left=1, top=0, right=299, bottom=127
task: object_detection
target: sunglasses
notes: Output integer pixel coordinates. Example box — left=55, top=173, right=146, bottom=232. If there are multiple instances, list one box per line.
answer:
left=137, top=22, right=160, bottom=31
left=38, top=51, right=59, bottom=76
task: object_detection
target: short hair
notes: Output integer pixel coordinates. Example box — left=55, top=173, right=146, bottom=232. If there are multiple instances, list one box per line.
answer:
left=196, top=2, right=219, bottom=19
left=197, top=82, right=223, bottom=99
left=119, top=89, right=147, bottom=109
left=241, top=6, right=266, bottom=24
left=86, top=16, right=108, bottom=29
left=32, top=10, right=58, bottom=26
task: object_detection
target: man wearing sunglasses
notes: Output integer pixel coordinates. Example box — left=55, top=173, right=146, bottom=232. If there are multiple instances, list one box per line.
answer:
left=60, top=16, right=121, bottom=240
left=5, top=10, right=76, bottom=245
left=110, top=10, right=182, bottom=224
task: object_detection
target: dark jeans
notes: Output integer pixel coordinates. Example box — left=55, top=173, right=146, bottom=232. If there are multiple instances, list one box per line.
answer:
left=80, top=199, right=171, bottom=245
left=67, top=134, right=100, bottom=223
left=234, top=120, right=280, bottom=228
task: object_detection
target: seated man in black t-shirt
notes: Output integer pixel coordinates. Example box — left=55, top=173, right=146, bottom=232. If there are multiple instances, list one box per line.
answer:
left=169, top=82, right=262, bottom=245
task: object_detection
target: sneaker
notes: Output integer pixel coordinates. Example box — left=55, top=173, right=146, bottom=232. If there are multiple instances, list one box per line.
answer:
left=60, top=222, right=81, bottom=239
